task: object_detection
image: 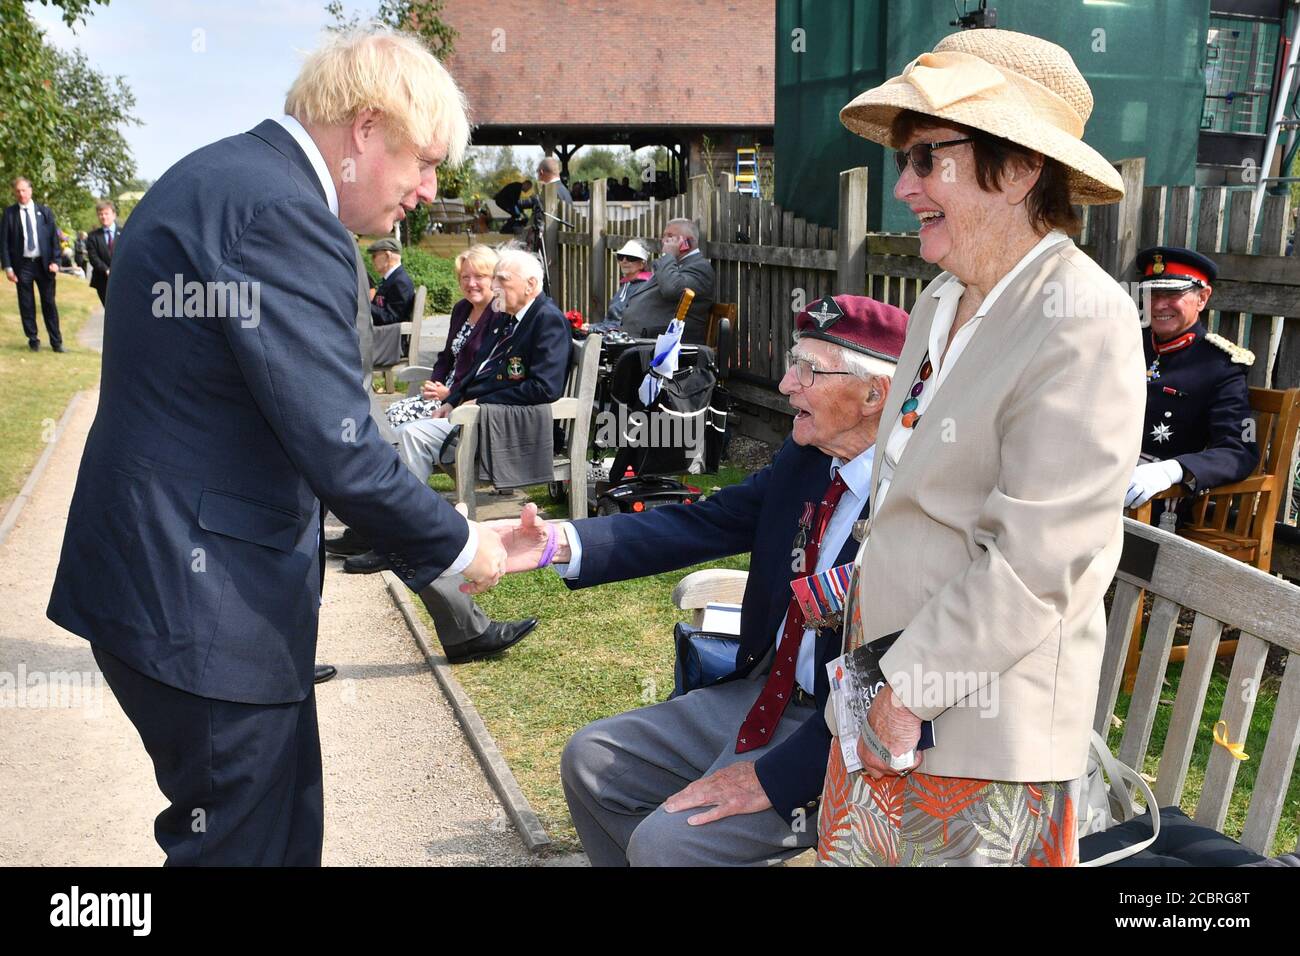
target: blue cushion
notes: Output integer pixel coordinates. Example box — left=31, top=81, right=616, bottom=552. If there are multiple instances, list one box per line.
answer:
left=1079, top=806, right=1267, bottom=867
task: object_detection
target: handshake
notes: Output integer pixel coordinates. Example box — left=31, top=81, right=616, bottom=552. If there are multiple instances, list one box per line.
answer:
left=457, top=503, right=571, bottom=594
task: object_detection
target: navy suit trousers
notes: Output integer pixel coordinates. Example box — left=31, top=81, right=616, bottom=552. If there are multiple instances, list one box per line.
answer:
left=15, top=258, right=61, bottom=347
left=93, top=645, right=324, bottom=866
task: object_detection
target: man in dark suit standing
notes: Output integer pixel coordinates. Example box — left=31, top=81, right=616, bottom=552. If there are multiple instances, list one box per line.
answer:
left=620, top=217, right=715, bottom=343
left=366, top=236, right=414, bottom=325
left=46, top=28, right=506, bottom=866
left=490, top=296, right=908, bottom=866
left=85, top=200, right=120, bottom=306
left=2, top=176, right=64, bottom=352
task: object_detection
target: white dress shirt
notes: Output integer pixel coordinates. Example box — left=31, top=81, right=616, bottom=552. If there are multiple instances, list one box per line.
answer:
left=19, top=202, right=39, bottom=257
left=875, top=230, right=1068, bottom=514
left=556, top=443, right=875, bottom=694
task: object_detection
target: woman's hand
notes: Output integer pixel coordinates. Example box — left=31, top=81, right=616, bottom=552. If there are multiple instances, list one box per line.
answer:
left=480, top=503, right=569, bottom=572
left=421, top=380, right=450, bottom=402
left=856, top=684, right=924, bottom=780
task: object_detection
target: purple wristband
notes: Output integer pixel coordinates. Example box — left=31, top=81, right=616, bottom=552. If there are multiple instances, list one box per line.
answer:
left=537, top=523, right=559, bottom=568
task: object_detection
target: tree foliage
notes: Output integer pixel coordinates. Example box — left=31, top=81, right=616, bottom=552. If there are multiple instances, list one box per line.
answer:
left=325, top=0, right=457, bottom=60
left=0, top=0, right=138, bottom=220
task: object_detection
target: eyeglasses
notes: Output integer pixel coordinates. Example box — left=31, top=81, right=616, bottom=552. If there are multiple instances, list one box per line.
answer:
left=786, top=350, right=854, bottom=388
left=893, top=137, right=973, bottom=177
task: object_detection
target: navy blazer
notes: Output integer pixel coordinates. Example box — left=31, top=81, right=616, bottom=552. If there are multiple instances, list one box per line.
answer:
left=1, top=202, right=60, bottom=270
left=86, top=225, right=118, bottom=293
left=567, top=438, right=867, bottom=823
left=47, top=120, right=471, bottom=705
left=369, top=263, right=415, bottom=326
left=448, top=293, right=571, bottom=406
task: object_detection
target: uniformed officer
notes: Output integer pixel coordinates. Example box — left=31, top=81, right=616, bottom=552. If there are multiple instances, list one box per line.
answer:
left=1125, top=246, right=1258, bottom=516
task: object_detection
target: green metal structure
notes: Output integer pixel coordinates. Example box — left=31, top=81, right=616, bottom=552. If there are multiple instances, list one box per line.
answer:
left=776, top=0, right=1210, bottom=230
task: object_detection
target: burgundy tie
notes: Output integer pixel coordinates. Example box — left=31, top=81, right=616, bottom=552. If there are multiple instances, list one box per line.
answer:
left=736, top=472, right=850, bottom=753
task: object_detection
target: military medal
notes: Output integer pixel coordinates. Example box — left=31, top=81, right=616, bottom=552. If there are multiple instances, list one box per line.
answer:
left=792, top=501, right=813, bottom=554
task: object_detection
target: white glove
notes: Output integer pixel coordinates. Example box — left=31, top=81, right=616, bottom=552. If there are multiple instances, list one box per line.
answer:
left=1125, top=459, right=1183, bottom=509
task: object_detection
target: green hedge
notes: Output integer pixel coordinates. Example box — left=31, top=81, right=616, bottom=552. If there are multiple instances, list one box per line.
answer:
left=361, top=244, right=461, bottom=314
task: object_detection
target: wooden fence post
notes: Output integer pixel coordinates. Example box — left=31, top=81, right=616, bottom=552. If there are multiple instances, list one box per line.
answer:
left=1251, top=194, right=1290, bottom=388
left=689, top=174, right=712, bottom=243
left=836, top=167, right=870, bottom=295
left=1095, top=157, right=1145, bottom=281
left=588, top=178, right=607, bottom=317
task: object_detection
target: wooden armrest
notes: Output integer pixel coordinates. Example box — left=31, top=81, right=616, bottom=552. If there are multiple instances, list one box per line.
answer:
left=549, top=396, right=580, bottom=420
left=396, top=366, right=433, bottom=383
left=671, top=569, right=749, bottom=611
left=449, top=403, right=481, bottom=425
left=399, top=321, right=413, bottom=334
left=1194, top=476, right=1273, bottom=497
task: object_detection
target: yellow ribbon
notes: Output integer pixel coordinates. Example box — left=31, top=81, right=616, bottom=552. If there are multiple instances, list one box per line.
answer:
left=1213, top=720, right=1249, bottom=762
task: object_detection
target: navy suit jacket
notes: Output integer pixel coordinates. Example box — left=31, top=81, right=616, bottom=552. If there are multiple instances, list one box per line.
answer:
left=448, top=293, right=571, bottom=406
left=47, top=120, right=471, bottom=705
left=1, top=202, right=60, bottom=271
left=567, top=438, right=867, bottom=822
left=86, top=225, right=118, bottom=293
left=369, top=263, right=415, bottom=326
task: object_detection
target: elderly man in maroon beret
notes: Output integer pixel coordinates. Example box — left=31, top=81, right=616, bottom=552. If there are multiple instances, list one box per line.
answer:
left=488, top=295, right=908, bottom=866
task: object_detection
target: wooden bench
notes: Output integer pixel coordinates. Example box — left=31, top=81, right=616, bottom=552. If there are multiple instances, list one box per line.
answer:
left=374, top=285, right=426, bottom=394
left=672, top=517, right=1300, bottom=858
left=399, top=334, right=603, bottom=520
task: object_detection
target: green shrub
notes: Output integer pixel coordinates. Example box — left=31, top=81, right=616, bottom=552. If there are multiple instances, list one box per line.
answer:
left=359, top=243, right=461, bottom=314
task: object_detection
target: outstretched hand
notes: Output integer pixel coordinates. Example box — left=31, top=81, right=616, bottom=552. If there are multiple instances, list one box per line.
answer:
left=457, top=502, right=506, bottom=594
left=481, top=502, right=570, bottom=573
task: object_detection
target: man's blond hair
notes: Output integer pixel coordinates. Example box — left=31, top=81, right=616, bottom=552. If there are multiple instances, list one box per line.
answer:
left=285, top=27, right=470, bottom=165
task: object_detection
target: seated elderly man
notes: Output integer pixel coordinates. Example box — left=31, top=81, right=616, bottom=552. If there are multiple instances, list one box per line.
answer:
left=620, top=218, right=715, bottom=343
left=489, top=295, right=907, bottom=866
left=367, top=237, right=415, bottom=326
left=1125, top=245, right=1258, bottom=518
left=393, top=247, right=572, bottom=486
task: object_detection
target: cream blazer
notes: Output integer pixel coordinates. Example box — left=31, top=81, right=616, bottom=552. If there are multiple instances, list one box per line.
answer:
left=827, top=239, right=1145, bottom=781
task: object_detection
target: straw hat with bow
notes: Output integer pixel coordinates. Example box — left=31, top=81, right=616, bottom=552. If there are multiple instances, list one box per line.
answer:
left=840, top=29, right=1123, bottom=205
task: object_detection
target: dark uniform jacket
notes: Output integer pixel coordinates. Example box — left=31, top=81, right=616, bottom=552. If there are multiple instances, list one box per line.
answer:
left=369, top=263, right=415, bottom=326
left=447, top=292, right=571, bottom=407
left=567, top=439, right=869, bottom=823
left=1142, top=321, right=1257, bottom=492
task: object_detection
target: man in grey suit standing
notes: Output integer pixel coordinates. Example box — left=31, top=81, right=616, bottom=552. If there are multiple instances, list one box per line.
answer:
left=620, top=218, right=715, bottom=343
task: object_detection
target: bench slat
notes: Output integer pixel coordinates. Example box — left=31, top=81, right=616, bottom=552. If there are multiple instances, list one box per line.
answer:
left=1120, top=596, right=1180, bottom=768
left=1095, top=580, right=1143, bottom=736
left=1154, top=612, right=1224, bottom=806
left=1194, top=632, right=1270, bottom=831
left=1239, top=652, right=1300, bottom=854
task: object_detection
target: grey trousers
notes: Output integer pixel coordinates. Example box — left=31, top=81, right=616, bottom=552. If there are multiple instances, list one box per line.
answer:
left=560, top=679, right=819, bottom=866
left=396, top=417, right=456, bottom=486
left=417, top=576, right=489, bottom=650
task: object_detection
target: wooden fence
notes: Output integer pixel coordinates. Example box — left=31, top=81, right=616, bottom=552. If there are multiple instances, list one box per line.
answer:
left=541, top=160, right=1300, bottom=508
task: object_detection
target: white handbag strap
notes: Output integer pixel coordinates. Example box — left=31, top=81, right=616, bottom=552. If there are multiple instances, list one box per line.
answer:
left=1080, top=731, right=1162, bottom=867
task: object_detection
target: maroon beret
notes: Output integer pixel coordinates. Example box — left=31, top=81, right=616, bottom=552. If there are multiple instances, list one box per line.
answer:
left=794, top=295, right=908, bottom=365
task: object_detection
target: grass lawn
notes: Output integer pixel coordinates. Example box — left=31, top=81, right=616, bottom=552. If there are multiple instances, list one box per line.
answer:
left=1109, top=656, right=1299, bottom=857
left=417, top=466, right=755, bottom=853
left=0, top=277, right=102, bottom=512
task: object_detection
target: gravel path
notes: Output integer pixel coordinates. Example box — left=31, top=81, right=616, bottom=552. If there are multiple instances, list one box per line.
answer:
left=0, top=313, right=532, bottom=865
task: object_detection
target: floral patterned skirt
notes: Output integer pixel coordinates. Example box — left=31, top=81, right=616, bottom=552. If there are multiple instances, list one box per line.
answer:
left=816, top=741, right=1081, bottom=867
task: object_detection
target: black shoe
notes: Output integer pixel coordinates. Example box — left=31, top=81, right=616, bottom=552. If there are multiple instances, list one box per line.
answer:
left=51, top=344, right=64, bottom=353
left=325, top=527, right=370, bottom=557
left=343, top=549, right=391, bottom=574
left=444, top=618, right=538, bottom=664
left=314, top=663, right=337, bottom=684
left=28, top=341, right=39, bottom=352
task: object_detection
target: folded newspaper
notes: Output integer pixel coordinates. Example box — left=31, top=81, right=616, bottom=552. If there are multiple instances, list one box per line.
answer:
left=825, top=632, right=936, bottom=774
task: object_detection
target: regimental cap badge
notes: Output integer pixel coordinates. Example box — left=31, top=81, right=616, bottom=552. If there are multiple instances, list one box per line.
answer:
left=807, top=295, right=844, bottom=331
left=1152, top=254, right=1165, bottom=275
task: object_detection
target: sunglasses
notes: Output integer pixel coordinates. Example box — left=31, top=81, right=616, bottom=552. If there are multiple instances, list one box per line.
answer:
left=615, top=254, right=643, bottom=262
left=893, top=137, right=974, bottom=177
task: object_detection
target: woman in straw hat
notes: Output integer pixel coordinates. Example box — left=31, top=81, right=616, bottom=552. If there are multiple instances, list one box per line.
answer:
left=817, top=29, right=1145, bottom=866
